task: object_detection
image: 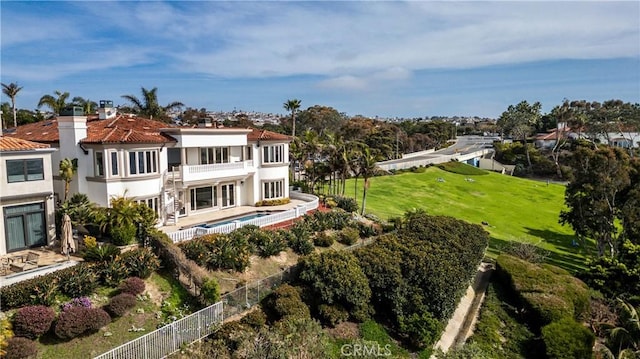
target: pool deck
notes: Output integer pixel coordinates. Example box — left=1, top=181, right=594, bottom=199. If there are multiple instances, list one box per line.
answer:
left=159, top=199, right=307, bottom=234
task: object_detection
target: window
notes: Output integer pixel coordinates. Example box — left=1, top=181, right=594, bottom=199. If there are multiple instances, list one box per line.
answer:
left=262, top=145, right=284, bottom=163
left=136, top=197, right=159, bottom=215
left=263, top=180, right=284, bottom=199
left=199, top=147, right=230, bottom=164
left=95, top=152, right=104, bottom=177
left=4, top=202, right=46, bottom=252
left=6, top=159, right=44, bottom=183
left=190, top=186, right=216, bottom=211
left=128, top=150, right=158, bottom=175
left=110, top=152, right=119, bottom=176
left=221, top=184, right=235, bottom=207
left=245, top=146, right=252, bottom=160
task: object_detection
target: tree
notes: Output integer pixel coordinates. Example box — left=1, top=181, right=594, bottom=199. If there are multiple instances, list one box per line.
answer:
left=121, top=87, right=184, bottom=122
left=283, top=99, right=301, bottom=138
left=358, top=146, right=382, bottom=215
left=38, top=90, right=71, bottom=115
left=497, top=101, right=542, bottom=173
left=59, top=158, right=78, bottom=202
left=560, top=145, right=633, bottom=257
left=1, top=82, right=23, bottom=128
left=72, top=97, right=98, bottom=115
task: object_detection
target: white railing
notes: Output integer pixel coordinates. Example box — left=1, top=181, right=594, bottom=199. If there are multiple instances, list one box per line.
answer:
left=186, top=161, right=245, bottom=174
left=167, top=193, right=319, bottom=243
left=94, top=301, right=223, bottom=359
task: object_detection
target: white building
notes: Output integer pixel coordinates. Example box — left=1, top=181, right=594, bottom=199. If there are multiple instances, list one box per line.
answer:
left=0, top=136, right=57, bottom=255
left=5, top=101, right=292, bottom=228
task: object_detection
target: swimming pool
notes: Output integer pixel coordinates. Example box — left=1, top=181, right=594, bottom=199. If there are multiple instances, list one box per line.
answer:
left=195, top=211, right=271, bottom=229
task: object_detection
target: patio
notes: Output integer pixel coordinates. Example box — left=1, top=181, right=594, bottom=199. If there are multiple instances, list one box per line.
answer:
left=0, top=245, right=83, bottom=287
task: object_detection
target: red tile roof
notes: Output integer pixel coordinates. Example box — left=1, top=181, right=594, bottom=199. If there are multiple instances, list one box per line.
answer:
left=0, top=136, right=51, bottom=151
left=247, top=128, right=292, bottom=142
left=6, top=114, right=177, bottom=144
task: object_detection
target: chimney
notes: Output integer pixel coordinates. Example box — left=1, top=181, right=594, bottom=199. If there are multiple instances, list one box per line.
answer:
left=98, top=100, right=116, bottom=120
left=58, top=106, right=89, bottom=195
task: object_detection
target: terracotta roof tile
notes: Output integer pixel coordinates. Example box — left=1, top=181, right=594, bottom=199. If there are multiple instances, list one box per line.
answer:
left=247, top=128, right=292, bottom=142
left=6, top=114, right=177, bottom=144
left=0, top=136, right=51, bottom=151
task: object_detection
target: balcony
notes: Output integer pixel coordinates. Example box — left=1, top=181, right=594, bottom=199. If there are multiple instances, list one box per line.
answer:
left=168, top=160, right=254, bottom=184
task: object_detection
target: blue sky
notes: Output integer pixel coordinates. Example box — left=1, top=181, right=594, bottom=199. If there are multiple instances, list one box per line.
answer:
left=1, top=1, right=639, bottom=119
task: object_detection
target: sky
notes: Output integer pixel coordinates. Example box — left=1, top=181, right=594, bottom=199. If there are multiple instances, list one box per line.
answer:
left=1, top=1, right=639, bottom=119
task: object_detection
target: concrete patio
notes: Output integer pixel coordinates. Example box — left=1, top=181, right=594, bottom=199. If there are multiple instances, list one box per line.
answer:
left=0, top=245, right=83, bottom=288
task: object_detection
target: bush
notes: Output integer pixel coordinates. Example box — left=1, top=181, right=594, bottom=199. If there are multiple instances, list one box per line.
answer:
left=99, top=258, right=130, bottom=286
left=12, top=306, right=55, bottom=339
left=397, top=311, right=443, bottom=349
left=0, top=275, right=59, bottom=309
left=58, top=263, right=100, bottom=298
left=240, top=308, right=267, bottom=329
left=0, top=316, right=13, bottom=357
left=541, top=318, right=595, bottom=359
left=199, top=278, right=221, bottom=306
left=255, top=198, right=291, bottom=207
left=61, top=297, right=92, bottom=312
left=357, top=222, right=378, bottom=238
left=318, top=304, right=349, bottom=327
left=120, top=277, right=146, bottom=295
left=334, top=196, right=358, bottom=213
left=83, top=243, right=121, bottom=262
left=180, top=233, right=251, bottom=272
left=119, top=247, right=160, bottom=278
left=289, top=222, right=314, bottom=255
left=110, top=223, right=137, bottom=246
left=337, top=227, right=360, bottom=245
left=5, top=337, right=37, bottom=359
left=313, top=231, right=335, bottom=247
left=55, top=307, right=111, bottom=340
left=261, top=284, right=310, bottom=323
left=245, top=228, right=287, bottom=258
left=106, top=293, right=137, bottom=317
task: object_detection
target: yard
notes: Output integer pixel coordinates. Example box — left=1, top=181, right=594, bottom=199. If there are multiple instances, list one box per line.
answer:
left=344, top=165, right=590, bottom=272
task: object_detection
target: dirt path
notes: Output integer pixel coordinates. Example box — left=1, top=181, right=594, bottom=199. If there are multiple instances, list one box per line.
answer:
left=432, top=262, right=494, bottom=355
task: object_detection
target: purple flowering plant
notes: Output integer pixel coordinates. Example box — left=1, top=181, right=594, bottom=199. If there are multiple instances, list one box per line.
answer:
left=61, top=296, right=92, bottom=312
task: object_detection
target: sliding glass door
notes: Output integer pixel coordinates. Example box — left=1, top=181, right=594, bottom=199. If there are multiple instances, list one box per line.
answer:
left=4, top=202, right=46, bottom=252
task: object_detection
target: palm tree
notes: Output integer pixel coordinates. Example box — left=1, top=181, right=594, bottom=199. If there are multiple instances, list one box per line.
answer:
left=121, top=86, right=184, bottom=122
left=59, top=158, right=78, bottom=201
left=72, top=97, right=98, bottom=115
left=283, top=99, right=301, bottom=138
left=1, top=82, right=23, bottom=127
left=359, top=146, right=382, bottom=216
left=38, top=90, right=71, bottom=115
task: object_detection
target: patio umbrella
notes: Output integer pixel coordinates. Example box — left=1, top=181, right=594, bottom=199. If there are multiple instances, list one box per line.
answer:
left=61, top=214, right=75, bottom=256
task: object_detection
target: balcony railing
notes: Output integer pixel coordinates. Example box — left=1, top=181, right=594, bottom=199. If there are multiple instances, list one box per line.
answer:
left=169, top=160, right=254, bottom=183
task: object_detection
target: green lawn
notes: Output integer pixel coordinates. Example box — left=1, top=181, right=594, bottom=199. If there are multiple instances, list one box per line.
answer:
left=345, top=165, right=592, bottom=272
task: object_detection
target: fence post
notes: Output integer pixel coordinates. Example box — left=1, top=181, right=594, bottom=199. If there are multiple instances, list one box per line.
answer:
left=172, top=321, right=177, bottom=352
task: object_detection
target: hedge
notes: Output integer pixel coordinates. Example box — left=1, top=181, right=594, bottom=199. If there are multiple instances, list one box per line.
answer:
left=495, top=254, right=590, bottom=327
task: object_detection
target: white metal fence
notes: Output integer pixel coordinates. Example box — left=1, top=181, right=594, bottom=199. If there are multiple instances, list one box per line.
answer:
left=94, top=301, right=223, bottom=359
left=167, top=192, right=319, bottom=243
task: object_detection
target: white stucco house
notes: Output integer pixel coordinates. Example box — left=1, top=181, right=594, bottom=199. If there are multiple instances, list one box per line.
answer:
left=0, top=136, right=57, bottom=255
left=5, top=101, right=292, bottom=229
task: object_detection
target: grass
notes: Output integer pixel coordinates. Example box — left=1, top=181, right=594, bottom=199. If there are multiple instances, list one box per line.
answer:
left=436, top=161, right=490, bottom=176
left=325, top=320, right=411, bottom=358
left=345, top=164, right=592, bottom=272
left=37, top=271, right=190, bottom=359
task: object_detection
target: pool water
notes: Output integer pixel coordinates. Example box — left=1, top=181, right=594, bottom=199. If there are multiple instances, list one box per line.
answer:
left=196, top=212, right=269, bottom=229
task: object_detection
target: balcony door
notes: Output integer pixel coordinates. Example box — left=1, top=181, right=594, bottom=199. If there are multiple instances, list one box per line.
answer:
left=221, top=183, right=235, bottom=208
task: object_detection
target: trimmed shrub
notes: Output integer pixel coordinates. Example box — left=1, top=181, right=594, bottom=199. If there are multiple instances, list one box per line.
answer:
left=289, top=222, right=314, bottom=255
left=0, top=275, right=60, bottom=309
left=120, top=277, right=146, bottom=295
left=59, top=263, right=100, bottom=298
left=83, top=243, right=121, bottom=262
left=255, top=198, right=291, bottom=207
left=119, top=247, right=160, bottom=278
left=541, top=318, right=595, bottom=359
left=334, top=196, right=358, bottom=213
left=105, top=293, right=137, bottom=317
left=5, top=337, right=37, bottom=359
left=12, top=306, right=55, bottom=339
left=199, top=278, right=221, bottom=306
left=109, top=223, right=137, bottom=246
left=55, top=307, right=111, bottom=340
left=313, top=231, right=335, bottom=247
left=318, top=304, right=349, bottom=327
left=245, top=228, right=287, bottom=258
left=337, top=227, right=360, bottom=246
left=397, top=311, right=443, bottom=349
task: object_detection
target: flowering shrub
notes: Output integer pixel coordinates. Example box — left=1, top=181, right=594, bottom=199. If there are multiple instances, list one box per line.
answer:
left=61, top=297, right=92, bottom=312
left=0, top=316, right=13, bottom=357
left=12, top=305, right=56, bottom=339
left=105, top=293, right=137, bottom=317
left=5, top=337, right=37, bottom=359
left=119, top=248, right=160, bottom=279
left=83, top=235, right=97, bottom=248
left=119, top=277, right=146, bottom=295
left=54, top=307, right=111, bottom=340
